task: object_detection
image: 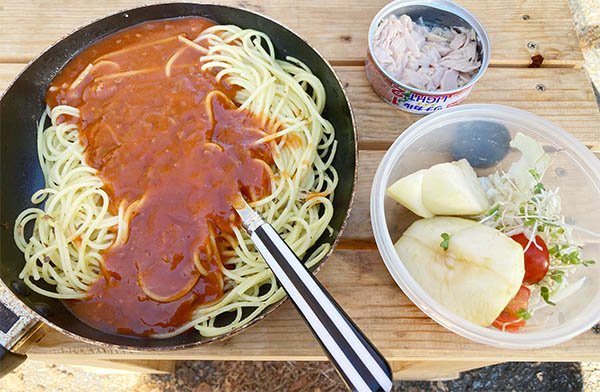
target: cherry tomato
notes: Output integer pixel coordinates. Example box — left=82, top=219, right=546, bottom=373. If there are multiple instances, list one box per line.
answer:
left=511, top=233, right=550, bottom=284
left=492, top=285, right=531, bottom=332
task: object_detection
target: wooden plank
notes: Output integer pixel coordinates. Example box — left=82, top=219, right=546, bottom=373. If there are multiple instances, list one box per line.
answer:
left=107, top=359, right=175, bottom=374
left=0, top=0, right=583, bottom=67
left=28, top=249, right=600, bottom=362
left=0, top=63, right=23, bottom=91
left=338, top=66, right=600, bottom=150
left=30, top=358, right=175, bottom=374
left=342, top=151, right=381, bottom=242
left=1, top=64, right=599, bottom=150
left=390, top=360, right=501, bottom=380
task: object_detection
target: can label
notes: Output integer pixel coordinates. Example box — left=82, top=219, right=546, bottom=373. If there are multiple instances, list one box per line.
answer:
left=365, top=51, right=472, bottom=114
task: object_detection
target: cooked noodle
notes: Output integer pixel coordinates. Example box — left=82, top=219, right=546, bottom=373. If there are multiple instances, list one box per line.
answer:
left=14, top=106, right=120, bottom=299
left=14, top=24, right=338, bottom=338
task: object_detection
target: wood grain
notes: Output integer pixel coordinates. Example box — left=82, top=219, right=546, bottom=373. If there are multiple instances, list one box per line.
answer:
left=0, top=0, right=583, bottom=67
left=38, top=358, right=176, bottom=374
left=29, top=249, right=600, bottom=362
left=390, top=360, right=501, bottom=381
left=2, top=64, right=599, bottom=150
left=337, top=66, right=600, bottom=149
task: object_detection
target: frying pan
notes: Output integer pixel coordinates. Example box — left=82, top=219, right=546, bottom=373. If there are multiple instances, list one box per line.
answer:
left=0, top=2, right=357, bottom=377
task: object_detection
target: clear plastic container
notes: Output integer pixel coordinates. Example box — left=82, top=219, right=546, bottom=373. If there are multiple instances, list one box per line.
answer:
left=371, top=104, right=600, bottom=348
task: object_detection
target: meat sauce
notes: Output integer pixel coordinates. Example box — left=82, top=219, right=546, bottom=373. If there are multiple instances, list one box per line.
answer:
left=47, top=17, right=273, bottom=336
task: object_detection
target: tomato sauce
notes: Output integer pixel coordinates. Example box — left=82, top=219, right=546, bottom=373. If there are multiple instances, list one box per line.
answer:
left=46, top=17, right=273, bottom=336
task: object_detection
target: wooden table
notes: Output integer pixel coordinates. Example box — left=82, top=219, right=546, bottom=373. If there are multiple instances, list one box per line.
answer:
left=2, top=0, right=599, bottom=381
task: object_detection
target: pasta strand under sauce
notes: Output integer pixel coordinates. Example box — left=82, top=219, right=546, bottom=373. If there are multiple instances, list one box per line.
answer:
left=47, top=17, right=273, bottom=336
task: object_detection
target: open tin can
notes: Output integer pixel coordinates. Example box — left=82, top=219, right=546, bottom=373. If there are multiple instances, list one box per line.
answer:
left=366, top=0, right=491, bottom=114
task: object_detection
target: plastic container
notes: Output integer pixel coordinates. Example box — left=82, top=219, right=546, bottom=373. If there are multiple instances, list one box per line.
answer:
left=371, top=104, right=600, bottom=349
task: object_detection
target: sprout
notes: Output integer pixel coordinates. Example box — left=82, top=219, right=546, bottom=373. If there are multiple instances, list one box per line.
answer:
left=440, top=232, right=451, bottom=251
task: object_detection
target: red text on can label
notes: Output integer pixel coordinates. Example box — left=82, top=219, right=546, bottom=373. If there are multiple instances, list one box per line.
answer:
left=365, top=51, right=472, bottom=114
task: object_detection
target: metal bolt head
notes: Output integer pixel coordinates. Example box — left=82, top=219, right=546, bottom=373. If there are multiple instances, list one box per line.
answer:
left=527, top=42, right=538, bottom=50
left=536, top=83, right=546, bottom=91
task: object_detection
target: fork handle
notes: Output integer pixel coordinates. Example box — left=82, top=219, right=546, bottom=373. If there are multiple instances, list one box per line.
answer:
left=251, top=223, right=393, bottom=392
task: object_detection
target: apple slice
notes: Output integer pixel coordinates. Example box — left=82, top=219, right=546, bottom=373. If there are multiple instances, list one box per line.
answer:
left=421, top=159, right=490, bottom=215
left=507, top=132, right=552, bottom=191
left=386, top=169, right=434, bottom=218
left=394, top=217, right=525, bottom=326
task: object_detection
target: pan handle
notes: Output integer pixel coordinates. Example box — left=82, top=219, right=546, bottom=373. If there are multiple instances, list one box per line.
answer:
left=0, top=286, right=45, bottom=378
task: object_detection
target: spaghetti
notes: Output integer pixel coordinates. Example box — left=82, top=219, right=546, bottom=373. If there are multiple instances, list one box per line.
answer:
left=14, top=18, right=338, bottom=338
left=14, top=106, right=119, bottom=299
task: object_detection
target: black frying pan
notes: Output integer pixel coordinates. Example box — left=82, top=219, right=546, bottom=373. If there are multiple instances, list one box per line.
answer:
left=0, top=1, right=359, bottom=380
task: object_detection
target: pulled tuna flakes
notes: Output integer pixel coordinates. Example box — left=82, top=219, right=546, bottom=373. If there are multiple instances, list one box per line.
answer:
left=373, top=14, right=481, bottom=91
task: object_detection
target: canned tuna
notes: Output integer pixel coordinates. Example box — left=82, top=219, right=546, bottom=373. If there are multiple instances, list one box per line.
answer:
left=366, top=0, right=491, bottom=114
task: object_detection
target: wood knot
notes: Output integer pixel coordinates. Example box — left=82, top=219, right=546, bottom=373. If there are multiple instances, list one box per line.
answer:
left=529, top=54, right=544, bottom=68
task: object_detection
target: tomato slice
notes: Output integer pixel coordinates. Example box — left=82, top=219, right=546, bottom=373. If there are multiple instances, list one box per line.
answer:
left=511, top=233, right=550, bottom=284
left=492, top=285, right=531, bottom=332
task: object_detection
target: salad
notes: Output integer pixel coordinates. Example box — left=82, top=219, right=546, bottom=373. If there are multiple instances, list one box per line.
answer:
left=479, top=133, right=595, bottom=331
left=386, top=132, right=595, bottom=332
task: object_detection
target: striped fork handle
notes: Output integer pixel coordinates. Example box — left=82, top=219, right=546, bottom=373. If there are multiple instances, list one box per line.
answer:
left=240, top=208, right=393, bottom=392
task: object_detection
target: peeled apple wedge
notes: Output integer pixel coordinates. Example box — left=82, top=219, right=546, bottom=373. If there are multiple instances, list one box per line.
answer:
left=386, top=169, right=434, bottom=218
left=421, top=159, right=490, bottom=215
left=394, top=217, right=525, bottom=326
